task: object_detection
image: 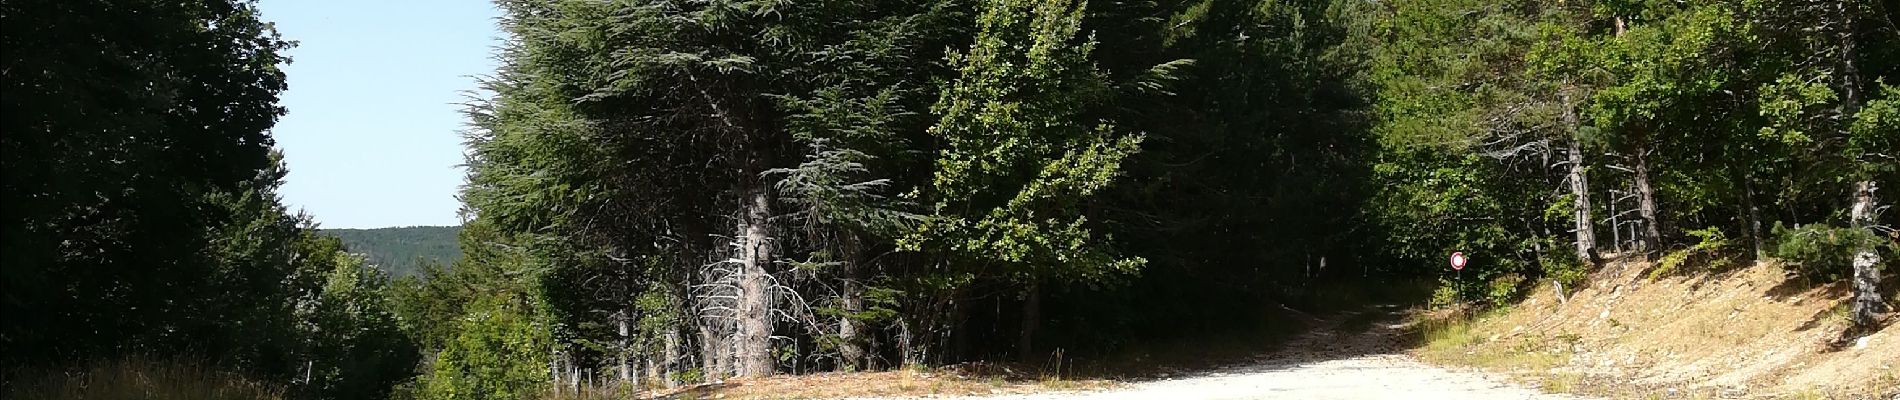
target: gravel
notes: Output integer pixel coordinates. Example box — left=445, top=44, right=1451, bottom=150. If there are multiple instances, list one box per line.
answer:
left=904, top=353, right=1596, bottom=400
left=858, top=307, right=1598, bottom=400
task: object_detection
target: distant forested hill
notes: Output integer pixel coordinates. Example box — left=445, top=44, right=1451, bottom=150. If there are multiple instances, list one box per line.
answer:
left=321, top=226, right=461, bottom=278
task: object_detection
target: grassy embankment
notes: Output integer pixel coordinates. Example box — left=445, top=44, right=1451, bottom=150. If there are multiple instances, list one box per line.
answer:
left=1414, top=257, right=1898, bottom=399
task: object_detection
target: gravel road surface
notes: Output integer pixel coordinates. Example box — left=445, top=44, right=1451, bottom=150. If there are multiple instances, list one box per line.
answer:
left=864, top=307, right=1595, bottom=400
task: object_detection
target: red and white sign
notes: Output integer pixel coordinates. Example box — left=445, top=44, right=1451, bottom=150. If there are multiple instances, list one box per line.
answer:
left=1450, top=252, right=1467, bottom=270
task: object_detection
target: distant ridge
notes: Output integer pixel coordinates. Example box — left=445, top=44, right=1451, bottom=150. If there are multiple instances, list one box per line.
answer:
left=320, top=225, right=461, bottom=278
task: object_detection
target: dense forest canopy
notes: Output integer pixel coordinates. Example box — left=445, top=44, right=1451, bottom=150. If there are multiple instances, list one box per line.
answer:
left=1, top=0, right=418, bottom=398
left=1, top=0, right=1893, bottom=399
left=322, top=226, right=464, bottom=277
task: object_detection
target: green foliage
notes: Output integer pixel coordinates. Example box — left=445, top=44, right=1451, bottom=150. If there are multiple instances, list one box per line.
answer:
left=321, top=226, right=464, bottom=278
left=1348, top=0, right=1566, bottom=301
left=18, top=0, right=1900, bottom=396
left=1584, top=2, right=1748, bottom=133
left=1430, top=279, right=1465, bottom=308
left=911, top=0, right=1147, bottom=286
left=1758, top=72, right=1840, bottom=146
left=416, top=296, right=551, bottom=400
left=1, top=0, right=298, bottom=370
left=1652, top=227, right=1736, bottom=278
left=1486, top=273, right=1528, bottom=306
left=294, top=246, right=420, bottom=400
left=2, top=1, right=428, bottom=397
left=1847, top=82, right=1899, bottom=177
left=388, top=261, right=483, bottom=352
left=1771, top=223, right=1889, bottom=281
left=1540, top=251, right=1590, bottom=288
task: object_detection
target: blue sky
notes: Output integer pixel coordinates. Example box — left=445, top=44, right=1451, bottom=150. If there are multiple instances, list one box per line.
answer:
left=259, top=0, right=502, bottom=229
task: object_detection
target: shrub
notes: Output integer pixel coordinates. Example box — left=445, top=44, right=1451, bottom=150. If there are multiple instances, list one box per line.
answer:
left=1539, top=250, right=1589, bottom=288
left=1486, top=273, right=1527, bottom=305
left=416, top=296, right=553, bottom=400
left=1771, top=223, right=1887, bottom=281
left=1651, top=227, right=1735, bottom=279
left=1430, top=279, right=1463, bottom=308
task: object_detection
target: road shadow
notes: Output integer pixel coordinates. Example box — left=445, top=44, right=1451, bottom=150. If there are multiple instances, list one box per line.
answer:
left=646, top=382, right=736, bottom=400
left=1229, top=304, right=1420, bottom=372
left=1100, top=303, right=1424, bottom=382
left=1765, top=274, right=1833, bottom=299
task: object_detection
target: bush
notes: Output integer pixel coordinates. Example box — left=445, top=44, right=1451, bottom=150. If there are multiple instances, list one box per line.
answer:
left=1429, top=273, right=1524, bottom=307
left=1651, top=227, right=1736, bottom=279
left=417, top=296, right=552, bottom=400
left=1771, top=223, right=1887, bottom=281
left=294, top=250, right=422, bottom=400
left=1430, top=278, right=1464, bottom=308
left=1486, top=273, right=1527, bottom=306
left=1539, top=250, right=1589, bottom=288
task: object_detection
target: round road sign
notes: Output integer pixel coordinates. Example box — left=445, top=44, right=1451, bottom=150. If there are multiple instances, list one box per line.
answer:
left=1450, top=252, right=1467, bottom=270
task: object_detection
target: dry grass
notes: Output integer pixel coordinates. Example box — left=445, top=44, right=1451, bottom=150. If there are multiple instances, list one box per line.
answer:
left=1415, top=312, right=1570, bottom=372
left=1412, top=256, right=1898, bottom=399
left=542, top=298, right=1329, bottom=400
left=2, top=358, right=285, bottom=400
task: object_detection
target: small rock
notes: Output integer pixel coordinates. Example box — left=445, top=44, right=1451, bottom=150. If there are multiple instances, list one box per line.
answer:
left=1857, top=336, right=1871, bottom=350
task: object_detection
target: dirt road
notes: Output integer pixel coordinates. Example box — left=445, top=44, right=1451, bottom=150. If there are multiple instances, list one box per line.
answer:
left=874, top=307, right=1594, bottom=400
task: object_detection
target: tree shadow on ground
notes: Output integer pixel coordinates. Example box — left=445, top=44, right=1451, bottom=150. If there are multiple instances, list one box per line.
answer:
left=1762, top=272, right=1900, bottom=353
left=1086, top=303, right=1427, bottom=382
left=647, top=295, right=1437, bottom=399
left=933, top=296, right=1434, bottom=385
left=648, top=382, right=736, bottom=400
left=1765, top=273, right=1834, bottom=299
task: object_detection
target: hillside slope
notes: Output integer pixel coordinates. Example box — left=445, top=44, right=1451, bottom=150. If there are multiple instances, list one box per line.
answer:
left=321, top=226, right=461, bottom=277
left=1420, top=257, right=1897, bottom=398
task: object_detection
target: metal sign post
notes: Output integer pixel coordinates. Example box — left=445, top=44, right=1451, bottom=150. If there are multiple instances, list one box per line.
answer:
left=1450, top=251, right=1467, bottom=294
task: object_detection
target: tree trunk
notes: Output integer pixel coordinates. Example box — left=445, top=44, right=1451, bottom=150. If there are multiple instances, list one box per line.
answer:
left=1631, top=134, right=1662, bottom=257
left=1018, top=282, right=1041, bottom=362
left=837, top=235, right=865, bottom=371
left=644, top=343, right=659, bottom=387
left=1835, top=0, right=1881, bottom=330
left=737, top=185, right=777, bottom=377
left=1743, top=174, right=1765, bottom=260
left=550, top=346, right=563, bottom=395
left=1850, top=181, right=1885, bottom=327
left=950, top=293, right=970, bottom=362
left=663, top=326, right=680, bottom=388
left=897, top=316, right=918, bottom=368
left=1613, top=15, right=1665, bottom=260
left=1563, top=89, right=1598, bottom=265
left=566, top=352, right=580, bottom=392
left=618, top=307, right=635, bottom=386
left=699, top=322, right=724, bottom=380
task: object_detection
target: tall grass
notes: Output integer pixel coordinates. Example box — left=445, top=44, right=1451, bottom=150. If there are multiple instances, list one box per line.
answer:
left=3, top=358, right=283, bottom=400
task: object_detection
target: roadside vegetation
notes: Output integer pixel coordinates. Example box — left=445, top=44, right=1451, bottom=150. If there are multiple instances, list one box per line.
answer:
left=4, top=359, right=285, bottom=400
left=2, top=0, right=1892, bottom=399
left=1414, top=257, right=1897, bottom=398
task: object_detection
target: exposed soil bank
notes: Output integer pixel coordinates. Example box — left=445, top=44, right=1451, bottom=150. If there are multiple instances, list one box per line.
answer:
left=1419, top=258, right=1897, bottom=399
